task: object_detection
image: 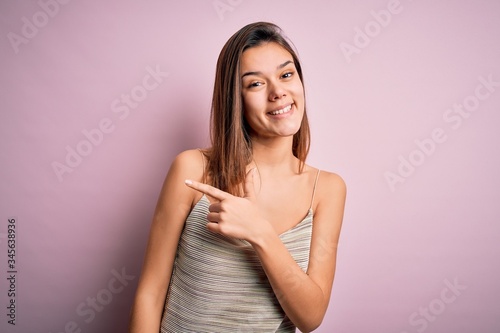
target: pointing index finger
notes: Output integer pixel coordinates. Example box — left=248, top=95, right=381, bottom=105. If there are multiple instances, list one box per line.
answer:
left=185, top=179, right=229, bottom=201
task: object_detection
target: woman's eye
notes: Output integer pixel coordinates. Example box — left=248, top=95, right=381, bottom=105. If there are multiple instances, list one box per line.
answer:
left=249, top=81, right=262, bottom=88
left=282, top=72, right=293, bottom=79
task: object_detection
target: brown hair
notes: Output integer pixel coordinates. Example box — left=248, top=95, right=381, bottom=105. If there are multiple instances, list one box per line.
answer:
left=206, top=22, right=310, bottom=196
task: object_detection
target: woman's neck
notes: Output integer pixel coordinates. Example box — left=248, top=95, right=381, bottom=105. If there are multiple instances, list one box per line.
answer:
left=250, top=136, right=299, bottom=175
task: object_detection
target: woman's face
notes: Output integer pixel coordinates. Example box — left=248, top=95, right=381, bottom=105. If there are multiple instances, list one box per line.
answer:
left=240, top=42, right=304, bottom=140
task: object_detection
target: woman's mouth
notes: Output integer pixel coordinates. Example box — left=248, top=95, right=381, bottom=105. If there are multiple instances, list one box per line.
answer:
left=268, top=104, right=293, bottom=116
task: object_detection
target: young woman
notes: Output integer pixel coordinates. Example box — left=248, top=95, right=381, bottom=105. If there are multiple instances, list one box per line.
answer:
left=129, top=22, right=346, bottom=333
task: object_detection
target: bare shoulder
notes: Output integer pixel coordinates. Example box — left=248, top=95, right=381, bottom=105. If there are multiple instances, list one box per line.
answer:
left=318, top=170, right=346, bottom=193
left=305, top=164, right=346, bottom=195
left=158, top=149, right=207, bottom=207
left=311, top=168, right=346, bottom=210
left=169, top=149, right=206, bottom=182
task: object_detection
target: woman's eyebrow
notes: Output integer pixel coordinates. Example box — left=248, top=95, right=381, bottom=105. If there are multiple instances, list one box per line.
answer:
left=241, top=60, right=294, bottom=78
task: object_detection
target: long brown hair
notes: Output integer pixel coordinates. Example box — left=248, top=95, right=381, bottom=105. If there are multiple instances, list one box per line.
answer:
left=206, top=22, right=310, bottom=196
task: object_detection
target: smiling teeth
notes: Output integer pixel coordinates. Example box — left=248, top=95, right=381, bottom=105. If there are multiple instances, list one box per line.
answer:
left=269, top=105, right=292, bottom=115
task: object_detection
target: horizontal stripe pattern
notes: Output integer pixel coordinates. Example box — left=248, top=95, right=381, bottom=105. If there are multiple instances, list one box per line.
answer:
left=161, top=195, right=312, bottom=333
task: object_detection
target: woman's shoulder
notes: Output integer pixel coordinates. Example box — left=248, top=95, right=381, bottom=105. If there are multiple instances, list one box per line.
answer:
left=173, top=148, right=205, bottom=163
left=306, top=166, right=346, bottom=226
left=169, top=149, right=207, bottom=182
left=306, top=165, right=346, bottom=198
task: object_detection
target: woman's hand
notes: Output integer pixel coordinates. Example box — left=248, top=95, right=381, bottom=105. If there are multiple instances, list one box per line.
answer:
left=185, top=168, right=273, bottom=242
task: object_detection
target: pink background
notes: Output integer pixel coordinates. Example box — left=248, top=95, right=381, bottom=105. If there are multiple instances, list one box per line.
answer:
left=1, top=1, right=500, bottom=332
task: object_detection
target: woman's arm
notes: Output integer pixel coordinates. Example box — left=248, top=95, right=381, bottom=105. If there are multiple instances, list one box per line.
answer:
left=185, top=170, right=346, bottom=332
left=129, top=150, right=203, bottom=333
left=251, top=172, right=346, bottom=332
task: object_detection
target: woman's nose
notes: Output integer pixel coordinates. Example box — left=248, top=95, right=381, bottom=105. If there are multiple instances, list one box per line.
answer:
left=268, top=82, right=286, bottom=101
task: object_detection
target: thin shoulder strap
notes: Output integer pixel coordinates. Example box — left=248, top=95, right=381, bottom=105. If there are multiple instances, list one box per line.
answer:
left=197, top=149, right=206, bottom=183
left=309, top=169, right=321, bottom=210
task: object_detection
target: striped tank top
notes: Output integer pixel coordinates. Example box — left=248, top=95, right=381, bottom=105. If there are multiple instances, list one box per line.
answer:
left=161, top=170, right=320, bottom=332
